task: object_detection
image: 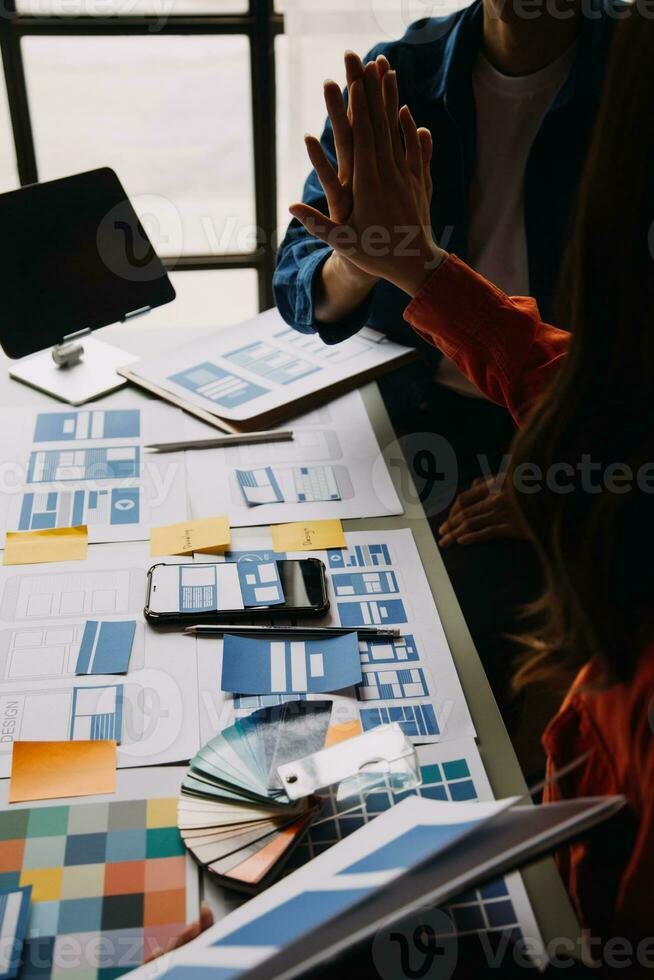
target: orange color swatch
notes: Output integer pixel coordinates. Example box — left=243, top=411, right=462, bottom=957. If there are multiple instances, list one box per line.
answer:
left=9, top=740, right=117, bottom=803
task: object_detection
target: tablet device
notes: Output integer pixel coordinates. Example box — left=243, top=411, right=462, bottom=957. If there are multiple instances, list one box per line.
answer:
left=0, top=167, right=175, bottom=359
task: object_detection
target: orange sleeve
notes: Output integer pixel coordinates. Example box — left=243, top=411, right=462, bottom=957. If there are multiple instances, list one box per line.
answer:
left=403, top=254, right=571, bottom=426
left=610, top=686, right=654, bottom=945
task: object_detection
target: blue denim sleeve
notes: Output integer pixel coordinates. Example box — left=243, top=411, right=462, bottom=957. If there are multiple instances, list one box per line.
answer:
left=273, top=48, right=388, bottom=343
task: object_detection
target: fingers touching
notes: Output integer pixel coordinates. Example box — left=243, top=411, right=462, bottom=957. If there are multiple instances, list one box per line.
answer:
left=418, top=127, right=433, bottom=198
left=324, top=79, right=352, bottom=186
left=399, top=105, right=422, bottom=177
left=362, top=60, right=393, bottom=166
left=304, top=135, right=341, bottom=207
left=382, top=68, right=403, bottom=166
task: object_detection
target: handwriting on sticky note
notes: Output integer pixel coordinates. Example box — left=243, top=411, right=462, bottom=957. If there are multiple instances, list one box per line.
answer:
left=9, top=740, right=116, bottom=803
left=271, top=519, right=346, bottom=552
left=3, top=526, right=88, bottom=566
left=151, top=517, right=231, bottom=557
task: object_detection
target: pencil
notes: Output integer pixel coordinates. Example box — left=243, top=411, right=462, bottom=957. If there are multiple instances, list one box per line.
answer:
left=145, top=430, right=294, bottom=452
left=183, top=624, right=401, bottom=638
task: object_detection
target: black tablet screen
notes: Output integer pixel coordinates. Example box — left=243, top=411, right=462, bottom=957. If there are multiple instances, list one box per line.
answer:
left=0, top=167, right=175, bottom=359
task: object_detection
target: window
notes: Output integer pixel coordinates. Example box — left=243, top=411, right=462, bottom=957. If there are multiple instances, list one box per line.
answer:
left=0, top=0, right=463, bottom=325
left=0, top=0, right=281, bottom=321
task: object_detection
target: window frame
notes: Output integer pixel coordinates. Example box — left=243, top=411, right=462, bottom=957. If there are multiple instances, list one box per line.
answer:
left=0, top=0, right=283, bottom=309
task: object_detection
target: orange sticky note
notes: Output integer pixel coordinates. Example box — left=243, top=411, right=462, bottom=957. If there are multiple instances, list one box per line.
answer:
left=9, top=740, right=117, bottom=803
left=150, top=517, right=231, bottom=557
left=3, top=526, right=88, bottom=565
left=325, top=719, right=363, bottom=747
left=271, top=519, right=346, bottom=552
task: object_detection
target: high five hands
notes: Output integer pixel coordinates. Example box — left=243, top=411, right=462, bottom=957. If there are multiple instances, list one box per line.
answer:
left=290, top=52, right=447, bottom=298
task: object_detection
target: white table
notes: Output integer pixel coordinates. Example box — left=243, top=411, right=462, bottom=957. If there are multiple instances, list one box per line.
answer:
left=0, top=323, right=579, bottom=950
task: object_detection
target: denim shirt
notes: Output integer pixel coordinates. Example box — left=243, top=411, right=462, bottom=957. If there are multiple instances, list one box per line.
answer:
left=273, top=0, right=619, bottom=420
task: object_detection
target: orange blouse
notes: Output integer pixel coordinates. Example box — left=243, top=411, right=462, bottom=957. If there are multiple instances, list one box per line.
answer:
left=404, top=254, right=654, bottom=952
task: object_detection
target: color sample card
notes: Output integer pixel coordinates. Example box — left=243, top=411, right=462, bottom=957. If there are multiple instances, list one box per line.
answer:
left=271, top=520, right=346, bottom=552
left=221, top=633, right=362, bottom=695
left=150, top=517, right=231, bottom=558
left=179, top=701, right=332, bottom=890
left=3, top=527, right=88, bottom=566
left=0, top=797, right=189, bottom=980
left=0, top=886, right=31, bottom=980
left=9, top=740, right=117, bottom=803
left=75, top=621, right=136, bottom=675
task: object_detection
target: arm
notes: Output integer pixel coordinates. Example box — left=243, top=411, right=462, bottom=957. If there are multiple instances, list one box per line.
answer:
left=404, top=255, right=570, bottom=426
left=608, top=678, right=654, bottom=954
left=290, top=55, right=569, bottom=426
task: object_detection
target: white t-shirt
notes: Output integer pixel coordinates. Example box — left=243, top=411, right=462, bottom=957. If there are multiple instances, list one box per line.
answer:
left=436, top=44, right=576, bottom=396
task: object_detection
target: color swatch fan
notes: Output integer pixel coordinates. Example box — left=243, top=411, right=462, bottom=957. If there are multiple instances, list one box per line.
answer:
left=178, top=701, right=333, bottom=891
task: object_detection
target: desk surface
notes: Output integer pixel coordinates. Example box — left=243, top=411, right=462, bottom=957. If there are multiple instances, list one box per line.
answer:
left=0, top=323, right=579, bottom=949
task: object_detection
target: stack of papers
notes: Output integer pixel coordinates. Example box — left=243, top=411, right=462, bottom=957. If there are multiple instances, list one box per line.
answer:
left=119, top=309, right=418, bottom=432
left=132, top=792, right=625, bottom=980
left=178, top=702, right=335, bottom=890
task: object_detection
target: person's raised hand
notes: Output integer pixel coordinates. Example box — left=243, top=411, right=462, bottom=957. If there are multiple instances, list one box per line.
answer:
left=438, top=476, right=528, bottom=548
left=290, top=52, right=445, bottom=297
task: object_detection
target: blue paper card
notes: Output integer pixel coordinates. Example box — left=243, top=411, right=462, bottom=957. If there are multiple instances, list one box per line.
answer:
left=236, top=467, right=284, bottom=506
left=221, top=632, right=362, bottom=695
left=236, top=561, right=285, bottom=607
left=75, top=621, right=136, bottom=675
left=0, top=886, right=31, bottom=980
left=293, top=465, right=341, bottom=503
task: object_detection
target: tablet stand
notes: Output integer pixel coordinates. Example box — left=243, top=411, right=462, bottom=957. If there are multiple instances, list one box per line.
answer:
left=9, top=327, right=140, bottom=405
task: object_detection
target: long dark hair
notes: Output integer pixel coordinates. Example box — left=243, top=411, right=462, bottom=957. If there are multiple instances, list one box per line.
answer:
left=511, top=13, right=654, bottom=691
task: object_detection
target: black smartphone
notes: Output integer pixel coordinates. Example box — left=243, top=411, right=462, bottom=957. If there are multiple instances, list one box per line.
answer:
left=144, top=558, right=330, bottom=624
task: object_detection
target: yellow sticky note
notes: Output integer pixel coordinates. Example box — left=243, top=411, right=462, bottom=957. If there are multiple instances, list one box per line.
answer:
left=150, top=517, right=231, bottom=557
left=271, top=519, right=346, bottom=552
left=3, top=526, right=88, bottom=566
left=9, top=740, right=117, bottom=803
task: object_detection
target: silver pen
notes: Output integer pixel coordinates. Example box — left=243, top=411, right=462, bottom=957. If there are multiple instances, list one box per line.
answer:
left=145, top=430, right=294, bottom=452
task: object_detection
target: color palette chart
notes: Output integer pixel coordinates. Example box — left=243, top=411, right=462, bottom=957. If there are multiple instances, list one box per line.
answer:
left=0, top=797, right=190, bottom=980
